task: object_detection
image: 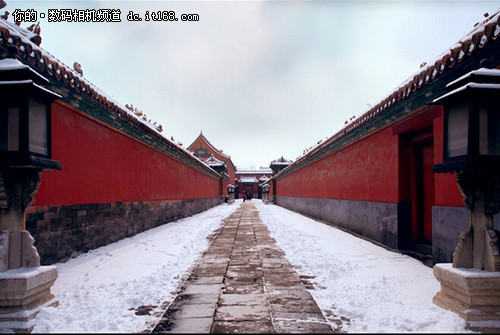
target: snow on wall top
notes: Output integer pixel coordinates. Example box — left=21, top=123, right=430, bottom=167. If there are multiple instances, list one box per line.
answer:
left=0, top=56, right=29, bottom=70
left=236, top=167, right=273, bottom=175
left=276, top=9, right=500, bottom=178
left=270, top=156, right=292, bottom=166
left=445, top=67, right=500, bottom=88
left=238, top=176, right=259, bottom=183
left=205, top=154, right=225, bottom=167
left=0, top=16, right=219, bottom=175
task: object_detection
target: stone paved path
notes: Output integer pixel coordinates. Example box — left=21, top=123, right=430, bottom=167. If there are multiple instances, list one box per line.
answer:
left=151, top=201, right=335, bottom=333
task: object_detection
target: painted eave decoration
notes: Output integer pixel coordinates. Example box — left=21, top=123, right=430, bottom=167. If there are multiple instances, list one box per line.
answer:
left=275, top=9, right=500, bottom=179
left=0, top=15, right=222, bottom=178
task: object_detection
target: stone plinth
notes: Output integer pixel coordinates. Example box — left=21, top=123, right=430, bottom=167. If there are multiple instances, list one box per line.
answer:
left=0, top=266, right=58, bottom=333
left=433, top=263, right=500, bottom=333
left=262, top=193, right=270, bottom=204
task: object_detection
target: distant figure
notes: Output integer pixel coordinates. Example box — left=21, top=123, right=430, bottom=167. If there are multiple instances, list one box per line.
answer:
left=242, top=191, right=246, bottom=202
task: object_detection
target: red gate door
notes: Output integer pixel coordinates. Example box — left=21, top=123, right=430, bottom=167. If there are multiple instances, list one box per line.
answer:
left=410, top=137, right=435, bottom=245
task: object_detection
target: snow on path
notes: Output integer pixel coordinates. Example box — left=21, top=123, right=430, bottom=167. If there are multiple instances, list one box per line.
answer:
left=254, top=200, right=471, bottom=333
left=33, top=201, right=240, bottom=333
left=31, top=199, right=471, bottom=333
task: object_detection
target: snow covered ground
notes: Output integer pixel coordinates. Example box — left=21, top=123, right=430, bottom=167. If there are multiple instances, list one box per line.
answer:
left=33, top=202, right=239, bottom=333
left=32, top=199, right=470, bottom=333
left=254, top=201, right=469, bottom=333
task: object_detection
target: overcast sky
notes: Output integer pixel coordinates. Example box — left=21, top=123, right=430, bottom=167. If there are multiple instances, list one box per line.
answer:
left=5, top=1, right=500, bottom=169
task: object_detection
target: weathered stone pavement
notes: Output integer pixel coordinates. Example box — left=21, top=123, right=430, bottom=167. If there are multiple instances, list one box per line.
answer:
left=151, top=201, right=335, bottom=333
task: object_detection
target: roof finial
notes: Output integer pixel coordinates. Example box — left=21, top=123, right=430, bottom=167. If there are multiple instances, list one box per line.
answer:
left=73, top=61, right=83, bottom=76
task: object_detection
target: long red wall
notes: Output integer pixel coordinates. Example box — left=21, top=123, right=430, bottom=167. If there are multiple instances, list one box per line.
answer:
left=277, top=127, right=400, bottom=203
left=34, top=102, right=220, bottom=206
left=276, top=117, right=464, bottom=207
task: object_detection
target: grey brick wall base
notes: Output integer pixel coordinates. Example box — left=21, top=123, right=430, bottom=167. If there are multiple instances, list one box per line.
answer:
left=275, top=196, right=411, bottom=251
left=26, top=197, right=221, bottom=265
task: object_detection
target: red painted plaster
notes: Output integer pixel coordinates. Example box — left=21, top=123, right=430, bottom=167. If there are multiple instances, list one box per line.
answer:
left=276, top=110, right=464, bottom=208
left=33, top=102, right=219, bottom=206
left=277, top=127, right=399, bottom=203
left=187, top=136, right=236, bottom=193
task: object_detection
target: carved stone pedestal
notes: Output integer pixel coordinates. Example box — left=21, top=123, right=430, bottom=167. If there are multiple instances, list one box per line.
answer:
left=227, top=185, right=235, bottom=205
left=432, top=170, right=500, bottom=332
left=262, top=192, right=270, bottom=204
left=0, top=266, right=58, bottom=333
left=0, top=170, right=59, bottom=333
left=433, top=263, right=500, bottom=333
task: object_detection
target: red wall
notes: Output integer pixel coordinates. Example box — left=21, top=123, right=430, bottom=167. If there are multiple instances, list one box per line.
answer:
left=188, top=137, right=236, bottom=188
left=34, top=102, right=220, bottom=206
left=276, top=114, right=464, bottom=207
left=277, top=127, right=399, bottom=203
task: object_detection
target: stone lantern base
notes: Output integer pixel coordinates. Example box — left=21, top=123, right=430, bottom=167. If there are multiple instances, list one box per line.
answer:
left=0, top=266, right=58, bottom=333
left=433, top=263, right=500, bottom=333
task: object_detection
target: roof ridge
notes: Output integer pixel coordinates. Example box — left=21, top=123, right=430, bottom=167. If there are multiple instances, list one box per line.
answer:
left=188, top=131, right=231, bottom=159
left=277, top=8, right=500, bottom=178
left=0, top=18, right=166, bottom=134
left=0, top=18, right=221, bottom=177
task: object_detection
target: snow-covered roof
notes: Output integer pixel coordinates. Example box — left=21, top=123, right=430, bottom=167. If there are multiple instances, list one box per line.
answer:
left=270, top=156, right=292, bottom=166
left=2, top=19, right=40, bottom=45
left=277, top=9, right=500, bottom=178
left=0, top=56, right=50, bottom=84
left=187, top=131, right=231, bottom=159
left=0, top=19, right=168, bottom=134
left=236, top=167, right=273, bottom=175
left=259, top=175, right=270, bottom=181
left=0, top=17, right=222, bottom=178
left=0, top=56, right=29, bottom=70
left=238, top=176, right=259, bottom=183
left=445, top=67, right=500, bottom=88
left=205, top=154, right=225, bottom=167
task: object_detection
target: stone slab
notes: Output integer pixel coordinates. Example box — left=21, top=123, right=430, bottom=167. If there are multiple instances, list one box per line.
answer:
left=155, top=317, right=213, bottom=333
left=187, top=276, right=224, bottom=284
left=211, top=320, right=274, bottom=333
left=176, top=303, right=216, bottom=318
left=222, top=283, right=264, bottom=294
left=215, top=304, right=270, bottom=322
left=273, top=311, right=327, bottom=322
left=219, top=293, right=267, bottom=306
left=173, top=293, right=220, bottom=305
left=151, top=202, right=335, bottom=334
left=182, top=283, right=222, bottom=295
left=273, top=319, right=335, bottom=334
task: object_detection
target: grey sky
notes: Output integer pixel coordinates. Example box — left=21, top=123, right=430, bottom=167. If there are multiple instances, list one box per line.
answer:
left=5, top=1, right=500, bottom=169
